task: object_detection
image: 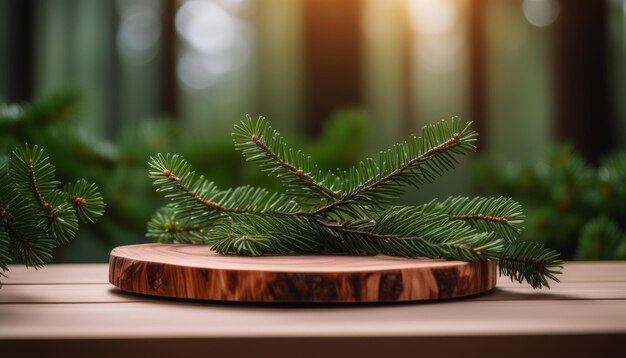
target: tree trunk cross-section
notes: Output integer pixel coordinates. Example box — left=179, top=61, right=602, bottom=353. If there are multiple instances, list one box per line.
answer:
left=109, top=244, right=496, bottom=303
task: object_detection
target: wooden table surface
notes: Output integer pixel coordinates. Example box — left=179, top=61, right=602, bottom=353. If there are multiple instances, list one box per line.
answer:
left=1, top=262, right=625, bottom=357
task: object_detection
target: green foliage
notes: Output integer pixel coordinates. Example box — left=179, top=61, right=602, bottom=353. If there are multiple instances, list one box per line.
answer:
left=65, top=179, right=105, bottom=224
left=1, top=91, right=368, bottom=263
left=417, top=196, right=524, bottom=242
left=148, top=117, right=563, bottom=289
left=0, top=89, right=83, bottom=136
left=0, top=144, right=104, bottom=284
left=475, top=146, right=626, bottom=260
left=330, top=118, right=477, bottom=216
left=233, top=117, right=339, bottom=205
left=499, top=241, right=562, bottom=289
left=575, top=217, right=626, bottom=260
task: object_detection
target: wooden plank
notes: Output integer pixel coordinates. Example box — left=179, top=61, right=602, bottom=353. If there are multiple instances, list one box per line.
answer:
left=0, top=300, right=625, bottom=339
left=1, top=336, right=625, bottom=358
left=497, top=262, right=626, bottom=284
left=482, top=281, right=626, bottom=301
left=2, top=280, right=625, bottom=305
left=4, top=262, right=625, bottom=287
left=0, top=284, right=144, bottom=304
left=3, top=264, right=109, bottom=285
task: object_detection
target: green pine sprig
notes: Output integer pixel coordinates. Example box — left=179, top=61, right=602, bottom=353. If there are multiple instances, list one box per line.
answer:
left=233, top=117, right=340, bottom=205
left=9, top=144, right=79, bottom=244
left=147, top=116, right=563, bottom=289
left=323, top=118, right=477, bottom=217
left=0, top=144, right=105, bottom=285
left=499, top=241, right=563, bottom=288
left=65, top=179, right=105, bottom=224
left=417, top=196, right=525, bottom=242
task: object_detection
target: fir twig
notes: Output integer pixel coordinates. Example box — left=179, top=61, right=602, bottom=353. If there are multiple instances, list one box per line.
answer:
left=417, top=196, right=524, bottom=242
left=233, top=117, right=340, bottom=204
left=0, top=144, right=104, bottom=284
left=499, top=241, right=563, bottom=289
left=147, top=116, right=563, bottom=289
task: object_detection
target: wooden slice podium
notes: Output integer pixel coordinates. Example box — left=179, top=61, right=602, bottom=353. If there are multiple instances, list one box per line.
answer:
left=109, top=244, right=496, bottom=303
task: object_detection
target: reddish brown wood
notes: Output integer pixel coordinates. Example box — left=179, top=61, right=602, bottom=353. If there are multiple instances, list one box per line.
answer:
left=109, top=244, right=496, bottom=303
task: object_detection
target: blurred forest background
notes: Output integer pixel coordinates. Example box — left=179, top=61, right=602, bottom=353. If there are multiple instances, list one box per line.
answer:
left=1, top=0, right=626, bottom=262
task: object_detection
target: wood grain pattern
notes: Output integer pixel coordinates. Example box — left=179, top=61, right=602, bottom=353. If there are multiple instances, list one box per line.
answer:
left=108, top=243, right=496, bottom=302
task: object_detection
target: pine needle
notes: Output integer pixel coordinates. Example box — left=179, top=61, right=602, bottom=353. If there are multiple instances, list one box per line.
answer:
left=147, top=116, right=563, bottom=289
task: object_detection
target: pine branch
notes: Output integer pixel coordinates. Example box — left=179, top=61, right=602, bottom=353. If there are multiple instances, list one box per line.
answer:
left=149, top=153, right=300, bottom=224
left=147, top=117, right=563, bottom=289
left=221, top=210, right=505, bottom=260
left=10, top=144, right=59, bottom=200
left=208, top=215, right=323, bottom=256
left=307, top=118, right=477, bottom=216
left=314, top=215, right=503, bottom=260
left=0, top=194, right=55, bottom=271
left=0, top=160, right=12, bottom=275
left=7, top=220, right=54, bottom=269
left=381, top=232, right=503, bottom=262
left=1, top=162, right=53, bottom=271
left=149, top=153, right=223, bottom=222
left=0, top=215, right=11, bottom=276
left=65, top=179, right=105, bottom=224
left=369, top=207, right=504, bottom=261
left=41, top=190, right=79, bottom=245
left=9, top=144, right=78, bottom=244
left=233, top=116, right=340, bottom=204
left=0, top=180, right=55, bottom=271
left=499, top=241, right=563, bottom=289
left=417, top=196, right=524, bottom=242
left=0, top=143, right=104, bottom=284
left=146, top=205, right=211, bottom=244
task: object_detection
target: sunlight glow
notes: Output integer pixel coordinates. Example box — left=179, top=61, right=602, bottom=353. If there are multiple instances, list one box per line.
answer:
left=409, top=0, right=458, bottom=35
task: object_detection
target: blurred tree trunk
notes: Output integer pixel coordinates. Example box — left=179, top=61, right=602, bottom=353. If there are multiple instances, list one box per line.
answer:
left=469, top=0, right=487, bottom=151
left=161, top=0, right=178, bottom=118
left=553, top=0, right=612, bottom=163
left=6, top=0, right=34, bottom=102
left=303, top=0, right=363, bottom=137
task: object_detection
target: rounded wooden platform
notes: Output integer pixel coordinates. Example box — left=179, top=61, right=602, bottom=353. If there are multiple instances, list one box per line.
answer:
left=109, top=244, right=497, bottom=303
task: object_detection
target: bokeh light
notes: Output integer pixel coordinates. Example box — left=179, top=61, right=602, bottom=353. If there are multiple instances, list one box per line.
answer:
left=176, top=1, right=236, bottom=54
left=116, top=0, right=162, bottom=65
left=523, top=0, right=560, bottom=28
left=175, top=0, right=251, bottom=90
left=408, top=0, right=461, bottom=74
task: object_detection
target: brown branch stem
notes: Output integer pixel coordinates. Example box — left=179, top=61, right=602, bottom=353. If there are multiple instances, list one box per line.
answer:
left=27, top=159, right=58, bottom=224
left=452, top=214, right=509, bottom=223
left=27, top=159, right=47, bottom=210
left=161, top=170, right=237, bottom=213
left=250, top=134, right=341, bottom=200
left=306, top=133, right=461, bottom=216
